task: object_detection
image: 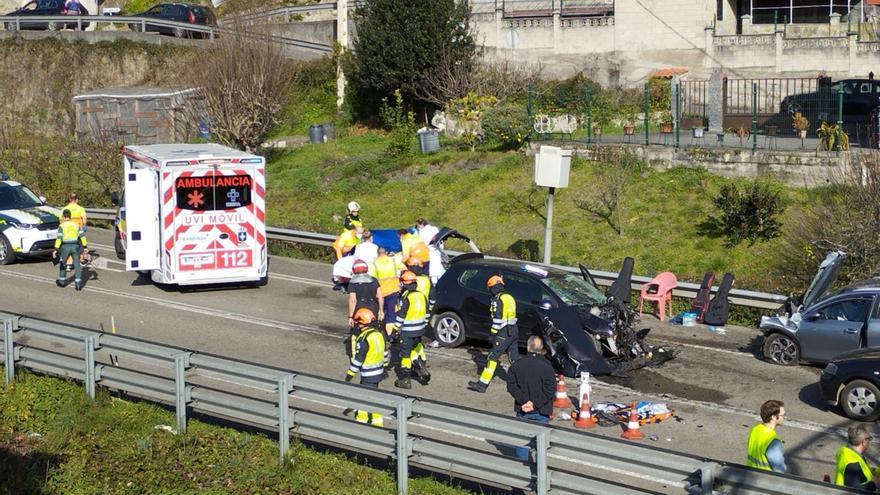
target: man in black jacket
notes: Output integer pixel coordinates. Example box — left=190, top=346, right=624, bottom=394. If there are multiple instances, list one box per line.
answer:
left=506, top=336, right=557, bottom=424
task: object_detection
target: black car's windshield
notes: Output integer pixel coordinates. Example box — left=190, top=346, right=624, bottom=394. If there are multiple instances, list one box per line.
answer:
left=543, top=273, right=605, bottom=306
left=0, top=185, right=43, bottom=210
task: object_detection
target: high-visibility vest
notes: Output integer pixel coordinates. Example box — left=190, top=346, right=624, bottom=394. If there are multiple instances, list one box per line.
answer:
left=349, top=326, right=386, bottom=379
left=64, top=202, right=86, bottom=228
left=416, top=274, right=431, bottom=301
left=490, top=292, right=517, bottom=333
left=400, top=233, right=419, bottom=257
left=333, top=229, right=359, bottom=258
left=395, top=290, right=427, bottom=334
left=55, top=220, right=84, bottom=248
left=746, top=423, right=778, bottom=471
left=835, top=445, right=873, bottom=487
left=373, top=255, right=401, bottom=296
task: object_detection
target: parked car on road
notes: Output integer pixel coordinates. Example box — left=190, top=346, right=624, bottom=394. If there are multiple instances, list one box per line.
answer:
left=128, top=2, right=216, bottom=38
left=780, top=79, right=880, bottom=128
left=820, top=348, right=880, bottom=421
left=0, top=177, right=61, bottom=265
left=4, top=0, right=89, bottom=31
left=760, top=251, right=880, bottom=366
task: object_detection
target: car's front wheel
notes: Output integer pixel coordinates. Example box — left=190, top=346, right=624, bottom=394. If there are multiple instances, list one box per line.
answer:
left=762, top=332, right=800, bottom=366
left=0, top=235, right=14, bottom=265
left=841, top=380, right=880, bottom=422
left=433, top=311, right=466, bottom=347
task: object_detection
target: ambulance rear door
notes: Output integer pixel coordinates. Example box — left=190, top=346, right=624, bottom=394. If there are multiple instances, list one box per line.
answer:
left=171, top=164, right=259, bottom=282
left=124, top=168, right=161, bottom=271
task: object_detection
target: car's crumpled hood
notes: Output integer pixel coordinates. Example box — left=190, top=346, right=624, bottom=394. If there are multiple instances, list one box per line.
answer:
left=542, top=306, right=612, bottom=375
left=760, top=313, right=801, bottom=333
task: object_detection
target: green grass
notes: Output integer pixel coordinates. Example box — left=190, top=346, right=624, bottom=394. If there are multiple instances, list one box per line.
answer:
left=0, top=367, right=472, bottom=495
left=266, top=131, right=809, bottom=295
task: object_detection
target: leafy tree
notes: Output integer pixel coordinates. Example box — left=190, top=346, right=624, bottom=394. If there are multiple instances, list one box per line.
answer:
left=345, top=0, right=475, bottom=117
left=703, top=179, right=786, bottom=247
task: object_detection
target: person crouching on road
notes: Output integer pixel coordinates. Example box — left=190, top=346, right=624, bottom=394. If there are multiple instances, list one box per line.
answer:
left=835, top=424, right=879, bottom=491
left=507, top=336, right=556, bottom=424
left=468, top=274, right=519, bottom=393
left=345, top=308, right=388, bottom=427
left=746, top=400, right=787, bottom=473
left=393, top=270, right=429, bottom=389
left=53, top=209, right=86, bottom=291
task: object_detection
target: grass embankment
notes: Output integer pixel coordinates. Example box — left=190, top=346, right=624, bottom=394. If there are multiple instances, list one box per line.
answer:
left=266, top=132, right=809, bottom=296
left=0, top=368, right=471, bottom=495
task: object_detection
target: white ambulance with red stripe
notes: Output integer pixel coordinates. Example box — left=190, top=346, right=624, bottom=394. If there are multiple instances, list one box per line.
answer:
left=118, top=144, right=268, bottom=286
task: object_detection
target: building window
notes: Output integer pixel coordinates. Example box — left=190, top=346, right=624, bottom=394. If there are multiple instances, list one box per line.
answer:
left=717, top=0, right=724, bottom=21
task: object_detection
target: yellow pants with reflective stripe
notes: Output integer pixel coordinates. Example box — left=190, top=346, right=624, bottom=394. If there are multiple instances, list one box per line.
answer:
left=356, top=410, right=384, bottom=427
left=479, top=360, right=498, bottom=384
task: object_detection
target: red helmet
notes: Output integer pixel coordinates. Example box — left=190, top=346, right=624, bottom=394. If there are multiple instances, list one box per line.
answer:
left=353, top=308, right=376, bottom=325
left=353, top=259, right=369, bottom=274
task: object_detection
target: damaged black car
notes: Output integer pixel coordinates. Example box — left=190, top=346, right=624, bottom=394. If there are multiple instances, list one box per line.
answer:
left=431, top=254, right=674, bottom=377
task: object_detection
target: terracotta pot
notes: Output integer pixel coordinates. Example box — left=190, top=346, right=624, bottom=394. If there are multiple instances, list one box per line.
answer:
left=661, top=122, right=673, bottom=133
left=623, top=125, right=635, bottom=135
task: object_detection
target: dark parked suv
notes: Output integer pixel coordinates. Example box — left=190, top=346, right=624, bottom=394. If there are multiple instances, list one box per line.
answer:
left=4, top=0, right=89, bottom=31
left=129, top=3, right=216, bottom=38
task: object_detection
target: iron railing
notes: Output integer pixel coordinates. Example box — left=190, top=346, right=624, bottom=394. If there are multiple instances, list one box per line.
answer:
left=0, top=15, right=333, bottom=53
left=0, top=312, right=857, bottom=495
left=84, top=208, right=788, bottom=310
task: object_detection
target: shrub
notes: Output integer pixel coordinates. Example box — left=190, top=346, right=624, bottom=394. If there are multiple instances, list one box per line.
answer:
left=380, top=90, right=416, bottom=157
left=704, top=180, right=786, bottom=247
left=482, top=102, right=531, bottom=150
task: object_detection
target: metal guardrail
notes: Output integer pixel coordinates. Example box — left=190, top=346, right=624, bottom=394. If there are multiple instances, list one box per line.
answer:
left=0, top=15, right=333, bottom=53
left=0, top=312, right=856, bottom=495
left=84, top=208, right=787, bottom=310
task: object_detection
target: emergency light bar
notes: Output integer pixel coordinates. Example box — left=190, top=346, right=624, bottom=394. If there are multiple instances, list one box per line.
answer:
left=166, top=161, right=190, bottom=167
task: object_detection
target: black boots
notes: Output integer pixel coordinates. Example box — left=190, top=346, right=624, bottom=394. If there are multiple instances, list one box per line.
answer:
left=412, top=360, right=431, bottom=385
left=394, top=376, right=411, bottom=389
left=467, top=380, right=488, bottom=393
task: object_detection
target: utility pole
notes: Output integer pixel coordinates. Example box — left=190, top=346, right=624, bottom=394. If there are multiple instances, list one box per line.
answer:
left=336, top=0, right=349, bottom=112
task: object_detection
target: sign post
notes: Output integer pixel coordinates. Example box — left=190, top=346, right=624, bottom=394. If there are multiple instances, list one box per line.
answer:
left=534, top=146, right=571, bottom=265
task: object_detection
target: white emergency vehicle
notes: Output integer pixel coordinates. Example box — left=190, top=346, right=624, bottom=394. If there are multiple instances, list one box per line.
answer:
left=0, top=176, right=61, bottom=265
left=117, top=144, right=268, bottom=286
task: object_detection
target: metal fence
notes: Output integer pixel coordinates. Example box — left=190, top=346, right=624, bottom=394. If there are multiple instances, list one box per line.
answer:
left=0, top=312, right=858, bottom=495
left=471, top=0, right=614, bottom=17
left=84, top=208, right=788, bottom=310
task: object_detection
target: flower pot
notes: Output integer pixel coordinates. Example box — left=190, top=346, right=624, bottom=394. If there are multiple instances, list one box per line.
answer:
left=623, top=125, right=635, bottom=135
left=798, top=129, right=807, bottom=139
left=692, top=127, right=704, bottom=138
left=660, top=122, right=673, bottom=134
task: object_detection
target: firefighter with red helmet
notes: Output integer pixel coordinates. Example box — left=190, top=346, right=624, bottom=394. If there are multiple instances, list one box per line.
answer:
left=392, top=270, right=430, bottom=389
left=345, top=308, right=388, bottom=427
left=468, top=274, right=519, bottom=393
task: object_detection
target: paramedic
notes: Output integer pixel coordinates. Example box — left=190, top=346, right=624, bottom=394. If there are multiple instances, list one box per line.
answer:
left=344, top=201, right=362, bottom=231
left=835, top=424, right=878, bottom=491
left=371, top=247, right=404, bottom=335
left=353, top=229, right=379, bottom=265
left=393, top=270, right=429, bottom=389
left=63, top=192, right=88, bottom=260
left=468, top=274, right=519, bottom=393
left=746, top=400, right=787, bottom=473
left=345, top=308, right=388, bottom=427
left=400, top=232, right=430, bottom=275
left=53, top=209, right=86, bottom=291
left=506, top=336, right=556, bottom=424
left=416, top=218, right=443, bottom=283
left=333, top=226, right=362, bottom=260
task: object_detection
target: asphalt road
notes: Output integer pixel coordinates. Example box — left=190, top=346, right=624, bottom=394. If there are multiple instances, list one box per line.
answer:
left=1, top=228, right=874, bottom=486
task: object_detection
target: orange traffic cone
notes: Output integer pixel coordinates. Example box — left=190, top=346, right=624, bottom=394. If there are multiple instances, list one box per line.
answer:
left=573, top=392, right=597, bottom=429
left=620, top=403, right=645, bottom=440
left=553, top=374, right=572, bottom=409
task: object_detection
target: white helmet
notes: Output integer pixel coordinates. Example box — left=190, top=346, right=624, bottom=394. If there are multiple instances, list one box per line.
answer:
left=348, top=201, right=360, bottom=213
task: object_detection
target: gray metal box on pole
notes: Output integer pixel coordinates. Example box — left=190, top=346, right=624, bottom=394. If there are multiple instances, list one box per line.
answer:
left=534, top=146, right=571, bottom=265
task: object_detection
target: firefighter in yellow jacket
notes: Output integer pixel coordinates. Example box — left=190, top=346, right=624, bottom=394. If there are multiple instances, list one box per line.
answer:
left=468, top=274, right=519, bottom=393
left=393, top=270, right=429, bottom=389
left=53, top=209, right=87, bottom=291
left=345, top=308, right=388, bottom=427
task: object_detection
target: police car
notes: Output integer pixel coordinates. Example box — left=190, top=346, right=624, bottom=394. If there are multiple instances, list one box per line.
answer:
left=0, top=177, right=61, bottom=265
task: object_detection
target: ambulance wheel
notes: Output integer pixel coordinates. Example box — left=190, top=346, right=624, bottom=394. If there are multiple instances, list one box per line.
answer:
left=0, top=235, right=14, bottom=265
left=114, top=229, right=125, bottom=260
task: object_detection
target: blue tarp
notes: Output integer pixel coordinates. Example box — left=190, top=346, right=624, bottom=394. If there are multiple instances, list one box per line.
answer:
left=369, top=228, right=409, bottom=254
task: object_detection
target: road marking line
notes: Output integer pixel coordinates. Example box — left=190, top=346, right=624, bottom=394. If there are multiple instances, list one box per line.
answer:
left=0, top=268, right=846, bottom=438
left=652, top=338, right=748, bottom=358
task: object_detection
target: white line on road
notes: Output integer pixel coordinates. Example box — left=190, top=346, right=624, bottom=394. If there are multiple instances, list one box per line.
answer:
left=0, top=268, right=844, bottom=439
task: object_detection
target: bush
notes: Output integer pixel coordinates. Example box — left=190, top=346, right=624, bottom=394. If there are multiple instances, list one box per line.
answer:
left=483, top=102, right=531, bottom=150
left=380, top=90, right=416, bottom=157
left=703, top=180, right=786, bottom=247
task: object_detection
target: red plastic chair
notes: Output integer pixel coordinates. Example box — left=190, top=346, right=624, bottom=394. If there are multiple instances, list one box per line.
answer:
left=639, top=272, right=677, bottom=321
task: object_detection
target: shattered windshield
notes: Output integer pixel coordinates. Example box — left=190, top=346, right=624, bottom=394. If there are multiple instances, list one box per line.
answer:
left=543, top=273, right=606, bottom=306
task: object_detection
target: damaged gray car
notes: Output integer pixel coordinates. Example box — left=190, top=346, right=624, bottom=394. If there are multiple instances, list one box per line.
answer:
left=760, top=251, right=880, bottom=366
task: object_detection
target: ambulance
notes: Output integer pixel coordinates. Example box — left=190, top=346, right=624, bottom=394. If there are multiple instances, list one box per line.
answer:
left=117, top=144, right=268, bottom=286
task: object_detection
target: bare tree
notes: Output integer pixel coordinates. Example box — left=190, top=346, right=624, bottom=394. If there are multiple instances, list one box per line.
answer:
left=574, top=151, right=639, bottom=237
left=778, top=153, right=880, bottom=289
left=186, top=28, right=299, bottom=151
left=417, top=53, right=544, bottom=107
